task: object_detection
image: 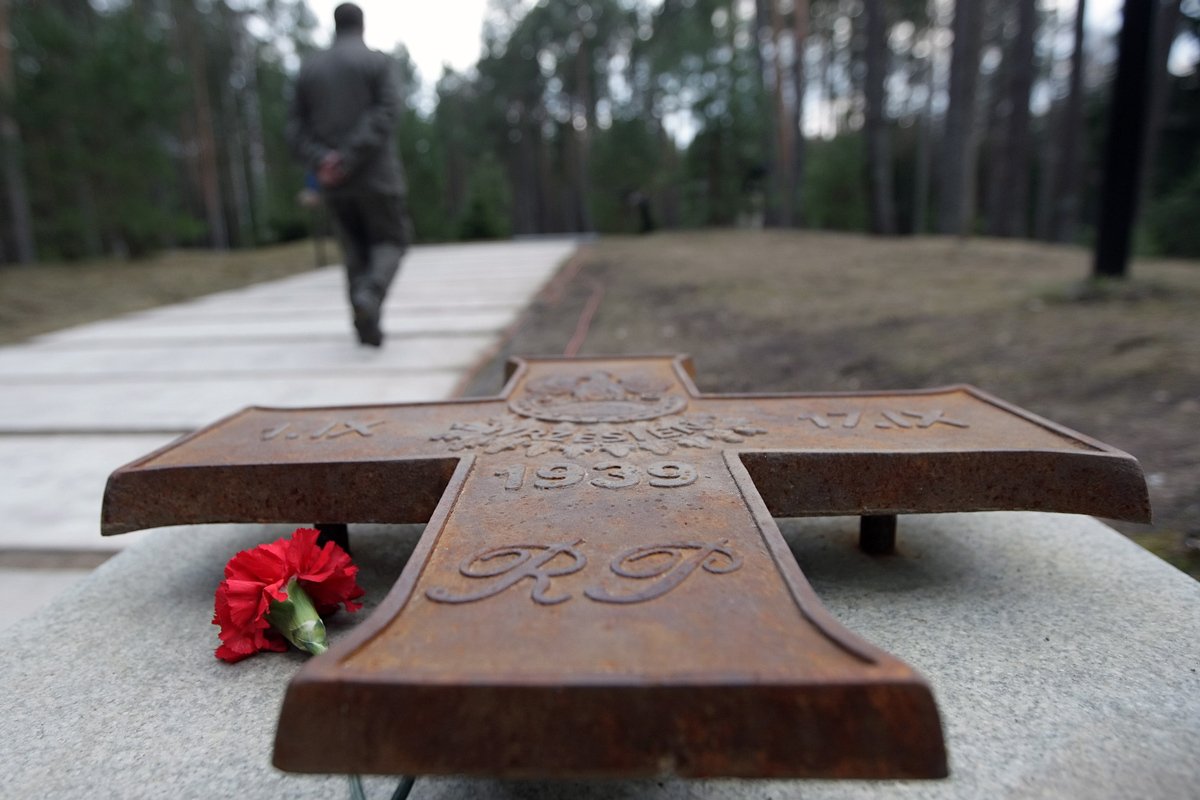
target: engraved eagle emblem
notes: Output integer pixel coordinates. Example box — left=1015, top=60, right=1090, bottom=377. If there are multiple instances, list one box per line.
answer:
left=509, top=370, right=687, bottom=423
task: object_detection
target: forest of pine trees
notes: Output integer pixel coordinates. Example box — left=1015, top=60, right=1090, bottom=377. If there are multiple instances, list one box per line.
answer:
left=0, top=0, right=1198, bottom=265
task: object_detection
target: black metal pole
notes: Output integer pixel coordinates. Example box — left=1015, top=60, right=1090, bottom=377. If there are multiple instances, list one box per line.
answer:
left=860, top=515, right=897, bottom=555
left=1092, top=0, right=1157, bottom=279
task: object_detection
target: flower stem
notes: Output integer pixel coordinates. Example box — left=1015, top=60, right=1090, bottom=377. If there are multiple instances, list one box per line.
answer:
left=265, top=578, right=329, bottom=656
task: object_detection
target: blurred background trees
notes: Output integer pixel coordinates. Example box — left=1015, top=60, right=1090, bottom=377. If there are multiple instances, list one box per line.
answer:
left=0, top=0, right=1197, bottom=264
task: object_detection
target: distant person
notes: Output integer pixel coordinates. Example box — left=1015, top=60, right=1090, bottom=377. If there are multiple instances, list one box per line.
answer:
left=287, top=2, right=409, bottom=347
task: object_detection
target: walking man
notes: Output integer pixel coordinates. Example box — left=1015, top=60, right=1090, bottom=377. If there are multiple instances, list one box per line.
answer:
left=287, top=2, right=408, bottom=347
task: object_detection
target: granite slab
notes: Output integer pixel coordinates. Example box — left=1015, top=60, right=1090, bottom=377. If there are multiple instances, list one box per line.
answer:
left=1, top=512, right=1196, bottom=799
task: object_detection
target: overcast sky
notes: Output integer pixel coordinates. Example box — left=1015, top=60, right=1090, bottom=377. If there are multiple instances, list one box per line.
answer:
left=304, top=0, right=494, bottom=84
left=300, top=0, right=1171, bottom=93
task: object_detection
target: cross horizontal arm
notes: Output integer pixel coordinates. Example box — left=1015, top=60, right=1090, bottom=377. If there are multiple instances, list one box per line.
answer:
left=739, top=448, right=1148, bottom=521
left=688, top=386, right=1150, bottom=523
left=101, top=400, right=503, bottom=534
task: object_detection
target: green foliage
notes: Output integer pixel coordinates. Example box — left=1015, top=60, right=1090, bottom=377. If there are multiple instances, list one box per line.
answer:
left=1142, top=162, right=1200, bottom=258
left=255, top=52, right=311, bottom=243
left=804, top=134, right=869, bottom=232
left=5, top=0, right=1196, bottom=261
left=397, top=110, right=452, bottom=242
left=12, top=2, right=190, bottom=258
left=458, top=153, right=512, bottom=240
left=588, top=118, right=676, bottom=233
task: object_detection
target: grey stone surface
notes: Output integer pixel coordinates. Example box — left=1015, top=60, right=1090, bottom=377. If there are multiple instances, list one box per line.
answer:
left=0, top=568, right=93, bottom=629
left=1, top=512, right=1196, bottom=799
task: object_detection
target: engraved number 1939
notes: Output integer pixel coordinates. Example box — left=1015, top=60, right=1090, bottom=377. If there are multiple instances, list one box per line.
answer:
left=494, top=461, right=697, bottom=492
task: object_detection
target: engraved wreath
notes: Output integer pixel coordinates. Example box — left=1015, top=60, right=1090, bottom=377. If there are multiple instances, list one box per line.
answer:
left=430, top=413, right=768, bottom=458
left=507, top=370, right=688, bottom=423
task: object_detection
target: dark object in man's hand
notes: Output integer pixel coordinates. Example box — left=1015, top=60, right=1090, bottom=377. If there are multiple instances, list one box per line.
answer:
left=318, top=152, right=346, bottom=188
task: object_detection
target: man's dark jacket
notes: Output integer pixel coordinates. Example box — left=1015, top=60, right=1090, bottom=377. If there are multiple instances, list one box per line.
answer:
left=287, top=33, right=406, bottom=197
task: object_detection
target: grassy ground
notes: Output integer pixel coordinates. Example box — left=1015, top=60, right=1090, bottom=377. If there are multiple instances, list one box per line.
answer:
left=462, top=231, right=1200, bottom=578
left=2, top=231, right=1196, bottom=577
left=0, top=240, right=327, bottom=346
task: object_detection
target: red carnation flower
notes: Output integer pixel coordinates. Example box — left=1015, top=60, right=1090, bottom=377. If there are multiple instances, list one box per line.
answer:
left=213, top=527, right=365, bottom=663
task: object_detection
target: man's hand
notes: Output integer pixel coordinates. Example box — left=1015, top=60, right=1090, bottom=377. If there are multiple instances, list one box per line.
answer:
left=317, top=151, right=347, bottom=188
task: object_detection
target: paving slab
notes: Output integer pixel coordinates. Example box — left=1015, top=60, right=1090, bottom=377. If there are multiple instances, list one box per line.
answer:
left=0, top=513, right=1196, bottom=798
left=180, top=288, right=544, bottom=311
left=209, top=273, right=553, bottom=294
left=0, top=336, right=494, bottom=377
left=32, top=310, right=516, bottom=344
left=0, top=240, right=576, bottom=561
left=0, top=371, right=465, bottom=431
left=0, top=434, right=190, bottom=550
left=118, top=302, right=524, bottom=322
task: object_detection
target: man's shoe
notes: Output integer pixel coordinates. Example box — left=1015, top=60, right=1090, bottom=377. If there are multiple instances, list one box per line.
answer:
left=354, top=308, right=384, bottom=347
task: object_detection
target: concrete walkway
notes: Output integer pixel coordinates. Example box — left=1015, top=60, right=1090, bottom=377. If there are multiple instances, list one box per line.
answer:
left=0, top=239, right=577, bottom=625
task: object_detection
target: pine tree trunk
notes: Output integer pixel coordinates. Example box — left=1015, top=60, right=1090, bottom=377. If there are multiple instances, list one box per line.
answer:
left=755, top=0, right=781, bottom=226
left=821, top=13, right=836, bottom=135
left=223, top=82, right=254, bottom=247
left=937, top=0, right=983, bottom=236
left=535, top=127, right=552, bottom=231
left=769, top=0, right=792, bottom=225
left=1092, top=0, right=1157, bottom=278
left=790, top=0, right=808, bottom=227
left=239, top=30, right=270, bottom=243
left=863, top=0, right=896, bottom=235
left=573, top=42, right=594, bottom=233
left=513, top=115, right=538, bottom=235
left=75, top=172, right=102, bottom=258
left=658, top=123, right=680, bottom=228
left=181, top=1, right=228, bottom=249
left=1051, top=0, right=1086, bottom=243
left=987, top=0, right=1036, bottom=237
left=0, top=0, right=36, bottom=264
left=1034, top=94, right=1061, bottom=240
left=913, top=54, right=935, bottom=234
left=1139, top=0, right=1182, bottom=207
left=220, top=10, right=251, bottom=248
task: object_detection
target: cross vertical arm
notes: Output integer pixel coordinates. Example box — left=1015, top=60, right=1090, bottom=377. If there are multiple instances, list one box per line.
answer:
left=274, top=445, right=948, bottom=779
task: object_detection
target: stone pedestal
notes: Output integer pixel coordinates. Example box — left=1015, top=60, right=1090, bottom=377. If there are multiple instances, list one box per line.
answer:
left=2, top=512, right=1196, bottom=799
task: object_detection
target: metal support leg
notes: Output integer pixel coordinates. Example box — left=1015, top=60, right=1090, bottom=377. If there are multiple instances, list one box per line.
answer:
left=390, top=776, right=416, bottom=800
left=348, top=775, right=416, bottom=800
left=316, top=523, right=351, bottom=556
left=859, top=515, right=897, bottom=555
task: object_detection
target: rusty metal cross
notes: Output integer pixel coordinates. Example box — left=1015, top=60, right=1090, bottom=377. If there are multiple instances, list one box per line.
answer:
left=102, top=356, right=1148, bottom=780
